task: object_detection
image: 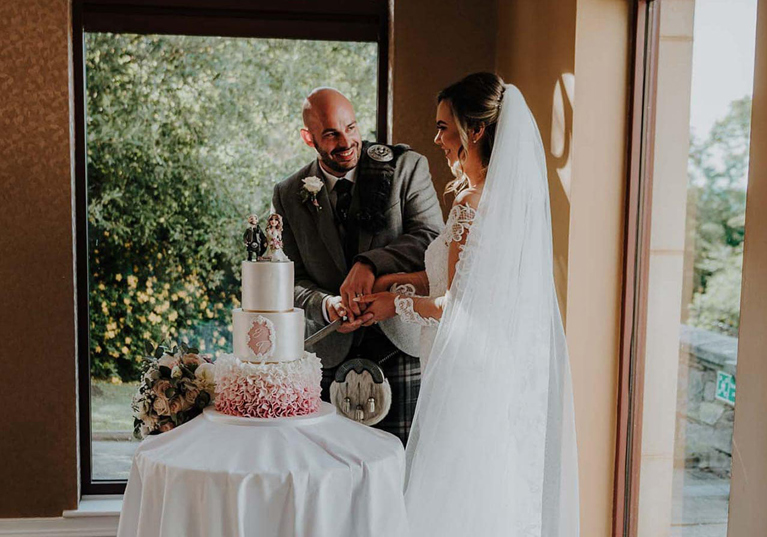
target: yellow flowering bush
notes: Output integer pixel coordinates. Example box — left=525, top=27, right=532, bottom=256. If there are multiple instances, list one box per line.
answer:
left=89, top=263, right=237, bottom=380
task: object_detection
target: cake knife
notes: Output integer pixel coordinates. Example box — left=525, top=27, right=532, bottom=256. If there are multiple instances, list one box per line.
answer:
left=304, top=317, right=347, bottom=347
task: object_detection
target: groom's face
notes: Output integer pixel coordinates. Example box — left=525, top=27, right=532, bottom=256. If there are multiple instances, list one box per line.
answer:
left=302, top=96, right=362, bottom=175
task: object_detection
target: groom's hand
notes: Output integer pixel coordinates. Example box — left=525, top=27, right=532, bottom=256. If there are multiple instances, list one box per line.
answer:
left=325, top=295, right=348, bottom=323
left=340, top=261, right=376, bottom=317
left=325, top=295, right=373, bottom=333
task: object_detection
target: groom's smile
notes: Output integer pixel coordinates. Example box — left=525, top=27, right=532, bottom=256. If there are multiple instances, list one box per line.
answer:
left=332, top=144, right=359, bottom=165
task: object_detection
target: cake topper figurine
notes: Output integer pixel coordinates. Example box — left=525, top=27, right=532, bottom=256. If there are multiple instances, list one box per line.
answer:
left=243, top=214, right=268, bottom=262
left=264, top=213, right=289, bottom=262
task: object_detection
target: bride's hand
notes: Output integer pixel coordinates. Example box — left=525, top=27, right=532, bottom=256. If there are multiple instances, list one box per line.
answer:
left=353, top=292, right=397, bottom=326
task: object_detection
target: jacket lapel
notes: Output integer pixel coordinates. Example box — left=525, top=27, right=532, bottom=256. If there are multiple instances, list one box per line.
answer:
left=304, top=161, right=347, bottom=274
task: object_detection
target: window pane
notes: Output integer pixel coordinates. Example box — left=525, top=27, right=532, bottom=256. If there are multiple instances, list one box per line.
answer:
left=637, top=1, right=757, bottom=536
left=84, top=32, right=378, bottom=481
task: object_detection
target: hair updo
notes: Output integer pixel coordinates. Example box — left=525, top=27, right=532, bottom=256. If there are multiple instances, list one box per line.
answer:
left=437, top=72, right=505, bottom=195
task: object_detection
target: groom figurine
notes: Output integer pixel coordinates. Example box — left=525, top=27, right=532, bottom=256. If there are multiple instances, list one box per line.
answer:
left=273, top=88, right=443, bottom=444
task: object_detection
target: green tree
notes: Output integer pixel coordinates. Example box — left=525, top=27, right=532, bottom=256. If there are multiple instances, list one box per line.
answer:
left=686, top=96, right=750, bottom=336
left=85, top=33, right=378, bottom=380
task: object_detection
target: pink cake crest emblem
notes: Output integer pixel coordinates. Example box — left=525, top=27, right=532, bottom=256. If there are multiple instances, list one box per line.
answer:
left=247, top=316, right=276, bottom=360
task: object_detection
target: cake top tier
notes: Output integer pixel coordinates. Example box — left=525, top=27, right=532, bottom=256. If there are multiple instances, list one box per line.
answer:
left=241, top=259, right=294, bottom=313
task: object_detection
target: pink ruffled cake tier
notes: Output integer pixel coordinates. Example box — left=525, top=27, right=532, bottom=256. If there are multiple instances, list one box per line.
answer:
left=213, top=353, right=323, bottom=419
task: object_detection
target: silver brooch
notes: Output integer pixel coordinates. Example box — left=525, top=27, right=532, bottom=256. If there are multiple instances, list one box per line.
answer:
left=367, top=144, right=394, bottom=162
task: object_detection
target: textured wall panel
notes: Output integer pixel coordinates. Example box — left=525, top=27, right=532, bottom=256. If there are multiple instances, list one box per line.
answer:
left=390, top=0, right=498, bottom=216
left=0, top=0, right=78, bottom=517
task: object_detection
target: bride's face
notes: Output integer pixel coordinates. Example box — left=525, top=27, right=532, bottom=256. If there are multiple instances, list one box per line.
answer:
left=434, top=100, right=462, bottom=168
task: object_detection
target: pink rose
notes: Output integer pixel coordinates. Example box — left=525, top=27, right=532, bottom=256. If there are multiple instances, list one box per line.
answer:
left=152, top=380, right=171, bottom=398
left=169, top=397, right=184, bottom=414
left=157, top=354, right=177, bottom=369
left=183, top=385, right=201, bottom=406
left=181, top=353, right=201, bottom=367
left=152, top=396, right=170, bottom=416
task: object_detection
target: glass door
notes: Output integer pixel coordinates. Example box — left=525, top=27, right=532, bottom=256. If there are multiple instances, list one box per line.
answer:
left=628, top=1, right=758, bottom=536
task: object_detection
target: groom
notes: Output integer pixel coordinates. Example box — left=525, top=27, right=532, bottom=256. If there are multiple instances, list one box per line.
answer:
left=272, top=88, right=443, bottom=444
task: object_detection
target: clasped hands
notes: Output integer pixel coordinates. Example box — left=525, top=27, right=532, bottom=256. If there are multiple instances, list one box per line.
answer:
left=324, top=261, right=399, bottom=333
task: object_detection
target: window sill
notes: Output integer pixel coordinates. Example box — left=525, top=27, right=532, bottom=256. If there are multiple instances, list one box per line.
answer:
left=0, top=496, right=121, bottom=537
left=63, top=495, right=123, bottom=518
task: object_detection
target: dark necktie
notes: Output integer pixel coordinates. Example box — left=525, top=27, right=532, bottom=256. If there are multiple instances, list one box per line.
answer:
left=334, top=178, right=353, bottom=226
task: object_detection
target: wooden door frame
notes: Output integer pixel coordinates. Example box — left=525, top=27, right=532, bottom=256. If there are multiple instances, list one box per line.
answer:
left=612, top=1, right=661, bottom=536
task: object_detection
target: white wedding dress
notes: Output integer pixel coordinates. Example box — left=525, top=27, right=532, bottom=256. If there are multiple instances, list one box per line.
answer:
left=418, top=203, right=475, bottom=367
left=396, top=85, right=579, bottom=537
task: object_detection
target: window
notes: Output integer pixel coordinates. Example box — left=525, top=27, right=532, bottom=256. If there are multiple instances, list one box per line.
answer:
left=617, top=1, right=757, bottom=535
left=74, top=0, right=387, bottom=494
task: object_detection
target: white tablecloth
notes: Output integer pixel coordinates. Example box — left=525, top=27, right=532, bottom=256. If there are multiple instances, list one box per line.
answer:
left=117, top=404, right=408, bottom=537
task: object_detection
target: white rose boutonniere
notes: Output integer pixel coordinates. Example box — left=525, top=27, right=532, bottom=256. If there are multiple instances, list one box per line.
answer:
left=300, top=176, right=324, bottom=210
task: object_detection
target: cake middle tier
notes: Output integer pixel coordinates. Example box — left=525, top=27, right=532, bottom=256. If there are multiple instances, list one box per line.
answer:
left=232, top=308, right=305, bottom=362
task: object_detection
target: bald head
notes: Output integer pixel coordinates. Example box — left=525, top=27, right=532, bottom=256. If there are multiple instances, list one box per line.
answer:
left=300, top=87, right=362, bottom=175
left=302, top=87, right=355, bottom=130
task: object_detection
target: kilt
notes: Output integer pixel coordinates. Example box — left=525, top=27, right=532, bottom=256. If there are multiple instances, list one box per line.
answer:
left=321, top=344, right=421, bottom=446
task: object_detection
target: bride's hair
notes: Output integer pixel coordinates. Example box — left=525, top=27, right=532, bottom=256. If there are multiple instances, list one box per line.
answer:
left=437, top=72, right=505, bottom=195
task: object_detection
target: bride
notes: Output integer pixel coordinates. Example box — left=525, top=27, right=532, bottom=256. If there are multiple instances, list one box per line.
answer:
left=356, top=73, right=580, bottom=536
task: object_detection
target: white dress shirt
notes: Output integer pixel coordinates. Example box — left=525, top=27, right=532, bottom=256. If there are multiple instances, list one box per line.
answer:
left=318, top=161, right=358, bottom=323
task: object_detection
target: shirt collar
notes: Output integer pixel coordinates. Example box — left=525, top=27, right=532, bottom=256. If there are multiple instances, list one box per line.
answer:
left=317, top=160, right=357, bottom=192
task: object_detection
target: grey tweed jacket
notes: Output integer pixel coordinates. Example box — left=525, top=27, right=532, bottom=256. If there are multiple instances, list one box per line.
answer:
left=272, top=146, right=444, bottom=368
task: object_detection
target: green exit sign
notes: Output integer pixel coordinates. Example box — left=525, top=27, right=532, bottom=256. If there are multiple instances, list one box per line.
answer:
left=715, top=371, right=736, bottom=405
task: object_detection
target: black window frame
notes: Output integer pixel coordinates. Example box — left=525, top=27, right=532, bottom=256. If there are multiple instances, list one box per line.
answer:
left=73, top=0, right=389, bottom=495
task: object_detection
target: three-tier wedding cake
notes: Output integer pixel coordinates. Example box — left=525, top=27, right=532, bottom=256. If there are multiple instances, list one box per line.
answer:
left=214, top=230, right=322, bottom=418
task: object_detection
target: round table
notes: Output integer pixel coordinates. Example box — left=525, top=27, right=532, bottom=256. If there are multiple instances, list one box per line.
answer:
left=117, top=403, right=408, bottom=537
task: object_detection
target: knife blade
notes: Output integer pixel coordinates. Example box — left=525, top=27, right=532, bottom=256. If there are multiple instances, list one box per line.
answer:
left=304, top=317, right=346, bottom=347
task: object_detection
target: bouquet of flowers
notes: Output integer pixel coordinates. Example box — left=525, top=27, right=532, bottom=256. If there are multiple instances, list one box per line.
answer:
left=132, top=341, right=216, bottom=439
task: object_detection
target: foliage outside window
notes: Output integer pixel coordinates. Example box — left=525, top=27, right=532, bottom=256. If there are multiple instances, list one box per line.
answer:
left=686, top=96, right=750, bottom=337
left=85, top=33, right=378, bottom=383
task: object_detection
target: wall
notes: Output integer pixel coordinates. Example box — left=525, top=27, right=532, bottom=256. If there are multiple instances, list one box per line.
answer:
left=496, top=0, right=576, bottom=315
left=567, top=1, right=630, bottom=535
left=0, top=0, right=79, bottom=518
left=389, top=0, right=498, bottom=212
left=728, top=0, right=767, bottom=534
left=497, top=1, right=630, bottom=536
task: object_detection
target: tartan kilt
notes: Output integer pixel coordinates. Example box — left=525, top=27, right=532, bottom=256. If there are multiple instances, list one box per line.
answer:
left=321, top=350, right=421, bottom=446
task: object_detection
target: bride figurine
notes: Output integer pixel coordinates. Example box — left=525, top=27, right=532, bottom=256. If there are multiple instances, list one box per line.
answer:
left=356, top=73, right=580, bottom=536
left=264, top=213, right=289, bottom=262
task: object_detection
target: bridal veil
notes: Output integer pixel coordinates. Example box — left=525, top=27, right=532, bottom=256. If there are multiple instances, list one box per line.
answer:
left=404, top=85, right=580, bottom=536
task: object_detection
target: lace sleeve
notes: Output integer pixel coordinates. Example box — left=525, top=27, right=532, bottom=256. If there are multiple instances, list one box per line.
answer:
left=394, top=297, right=441, bottom=327
left=446, top=203, right=477, bottom=289
left=390, top=284, right=441, bottom=327
left=446, top=203, right=477, bottom=244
